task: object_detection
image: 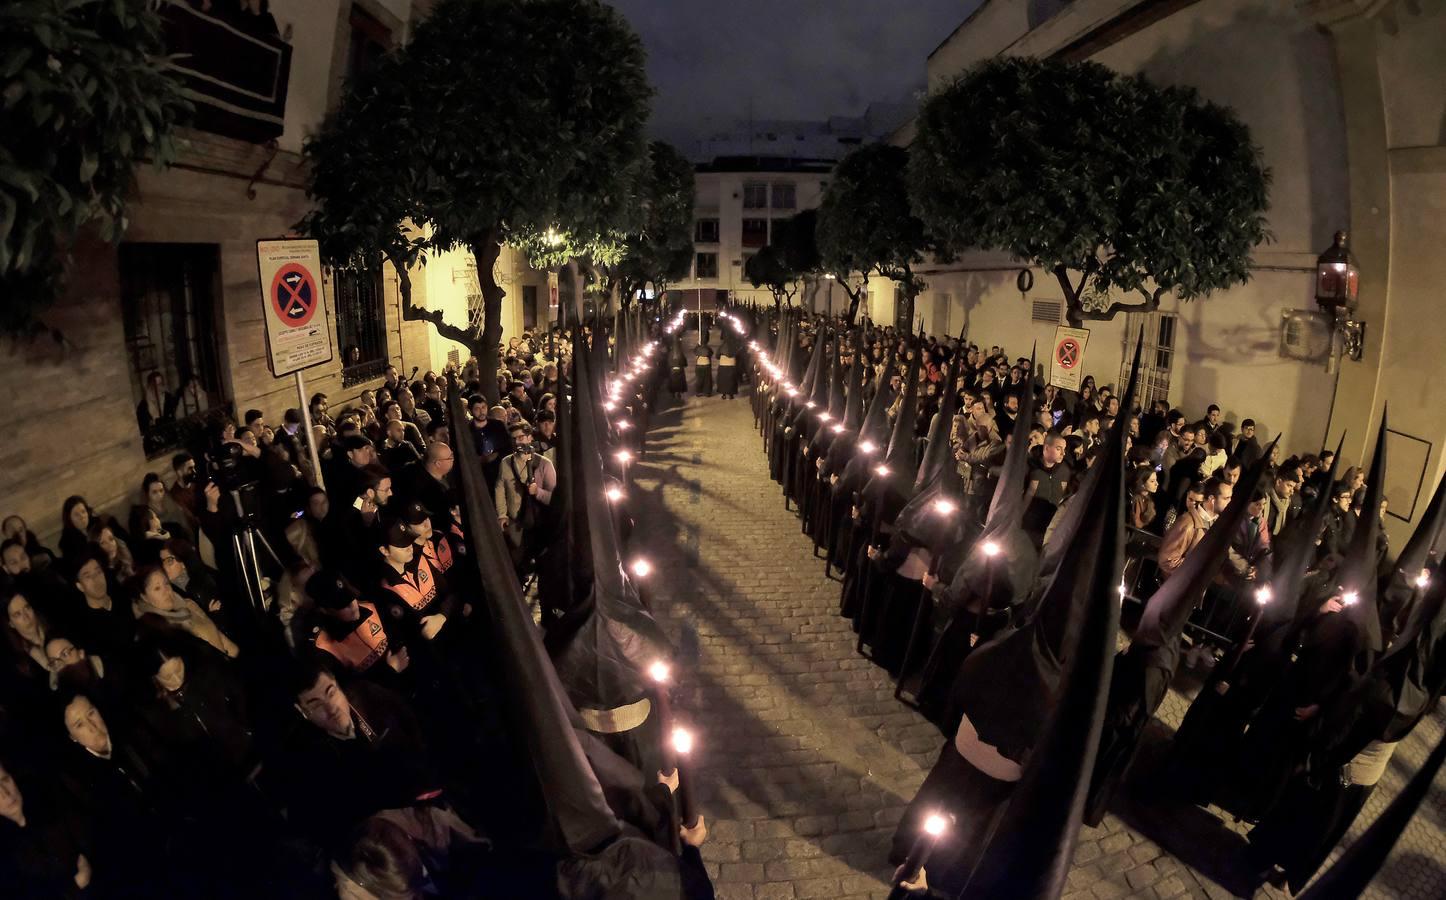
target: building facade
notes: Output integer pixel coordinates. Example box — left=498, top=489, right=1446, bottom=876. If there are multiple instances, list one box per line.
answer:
left=0, top=0, right=531, bottom=543
left=674, top=159, right=833, bottom=310
left=884, top=0, right=1446, bottom=546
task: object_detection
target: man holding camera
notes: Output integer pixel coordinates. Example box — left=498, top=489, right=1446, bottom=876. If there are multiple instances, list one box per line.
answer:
left=493, top=422, right=556, bottom=572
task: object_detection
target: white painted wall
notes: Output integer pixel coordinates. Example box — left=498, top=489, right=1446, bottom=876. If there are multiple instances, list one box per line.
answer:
left=270, top=0, right=344, bottom=155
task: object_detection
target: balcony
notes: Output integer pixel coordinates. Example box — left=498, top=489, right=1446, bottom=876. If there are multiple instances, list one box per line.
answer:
left=161, top=1, right=293, bottom=144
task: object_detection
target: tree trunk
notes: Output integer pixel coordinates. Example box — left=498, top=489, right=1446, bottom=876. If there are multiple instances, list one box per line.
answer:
left=469, top=230, right=505, bottom=404
left=392, top=249, right=486, bottom=378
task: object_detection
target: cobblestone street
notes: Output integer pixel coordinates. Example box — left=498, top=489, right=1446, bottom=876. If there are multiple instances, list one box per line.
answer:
left=630, top=374, right=1444, bottom=900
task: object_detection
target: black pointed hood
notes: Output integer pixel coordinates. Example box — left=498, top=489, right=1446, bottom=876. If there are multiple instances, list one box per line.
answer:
left=859, top=335, right=923, bottom=524
left=1262, top=435, right=1346, bottom=633
left=446, top=377, right=622, bottom=854
left=1379, top=473, right=1446, bottom=640
left=837, top=345, right=896, bottom=495
left=1377, top=567, right=1446, bottom=743
left=842, top=333, right=865, bottom=430
left=1129, top=438, right=1277, bottom=672
left=805, top=327, right=833, bottom=411
left=796, top=320, right=826, bottom=403
left=1340, top=412, right=1390, bottom=656
left=547, top=330, right=672, bottom=717
left=1294, top=725, right=1446, bottom=900
left=891, top=340, right=967, bottom=551
left=983, top=344, right=1038, bottom=535
left=824, top=334, right=846, bottom=421
left=959, top=360, right=1130, bottom=900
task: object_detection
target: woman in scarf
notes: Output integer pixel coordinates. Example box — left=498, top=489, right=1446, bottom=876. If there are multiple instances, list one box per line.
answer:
left=131, top=567, right=238, bottom=659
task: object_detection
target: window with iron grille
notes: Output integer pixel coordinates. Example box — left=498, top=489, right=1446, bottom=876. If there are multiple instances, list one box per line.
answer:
left=334, top=268, right=388, bottom=386
left=1119, top=310, right=1176, bottom=408
left=742, top=183, right=768, bottom=209
left=741, top=218, right=768, bottom=248
left=695, top=218, right=719, bottom=243
left=119, top=243, right=230, bottom=458
left=771, top=184, right=795, bottom=209
left=695, top=252, right=718, bottom=279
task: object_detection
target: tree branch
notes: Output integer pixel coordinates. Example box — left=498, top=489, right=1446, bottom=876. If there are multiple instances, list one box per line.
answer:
left=1074, top=292, right=1161, bottom=322
left=391, top=251, right=478, bottom=349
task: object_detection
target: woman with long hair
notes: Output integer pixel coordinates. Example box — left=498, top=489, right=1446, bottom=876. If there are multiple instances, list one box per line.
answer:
left=1128, top=465, right=1160, bottom=532
left=58, top=497, right=92, bottom=562
left=89, top=523, right=135, bottom=585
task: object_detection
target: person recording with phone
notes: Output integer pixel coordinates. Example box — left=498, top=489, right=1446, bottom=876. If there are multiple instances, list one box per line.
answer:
left=493, top=422, right=556, bottom=573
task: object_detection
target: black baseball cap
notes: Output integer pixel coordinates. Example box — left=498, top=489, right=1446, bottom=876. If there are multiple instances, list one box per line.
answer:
left=384, top=520, right=416, bottom=549
left=306, top=572, right=358, bottom=610
left=399, top=501, right=430, bottom=526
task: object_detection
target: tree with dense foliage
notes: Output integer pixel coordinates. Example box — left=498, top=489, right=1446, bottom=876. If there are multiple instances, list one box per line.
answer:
left=745, top=210, right=822, bottom=310
left=613, top=141, right=695, bottom=307
left=1, top=0, right=188, bottom=336
left=303, top=0, right=652, bottom=400
left=816, top=144, right=930, bottom=325
left=910, top=57, right=1271, bottom=326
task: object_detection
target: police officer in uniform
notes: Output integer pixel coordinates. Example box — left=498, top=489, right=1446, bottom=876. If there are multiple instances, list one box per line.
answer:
left=304, top=571, right=409, bottom=685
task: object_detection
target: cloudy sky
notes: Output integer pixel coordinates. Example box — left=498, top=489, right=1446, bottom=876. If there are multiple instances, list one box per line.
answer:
left=608, top=0, right=980, bottom=149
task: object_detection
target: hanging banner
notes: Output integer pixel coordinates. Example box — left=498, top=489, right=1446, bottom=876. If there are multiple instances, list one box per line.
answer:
left=257, top=239, right=335, bottom=377
left=547, top=271, right=559, bottom=310
left=1049, top=325, right=1090, bottom=391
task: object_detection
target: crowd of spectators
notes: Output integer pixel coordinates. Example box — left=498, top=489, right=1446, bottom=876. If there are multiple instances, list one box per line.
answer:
left=0, top=332, right=656, bottom=898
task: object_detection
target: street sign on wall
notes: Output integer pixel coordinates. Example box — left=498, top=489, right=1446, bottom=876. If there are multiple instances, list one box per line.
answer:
left=1049, top=325, right=1090, bottom=391
left=256, top=239, right=335, bottom=377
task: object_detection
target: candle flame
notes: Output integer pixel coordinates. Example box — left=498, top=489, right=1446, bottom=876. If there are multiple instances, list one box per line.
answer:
left=981, top=540, right=1001, bottom=558
left=875, top=464, right=890, bottom=476
left=923, top=814, right=948, bottom=837
left=1342, top=590, right=1360, bottom=606
left=616, top=450, right=633, bottom=463
left=933, top=498, right=956, bottom=516
left=616, top=419, right=632, bottom=431
left=672, top=727, right=694, bottom=755
left=648, top=660, right=670, bottom=683
left=1415, top=570, right=1431, bottom=590
left=630, top=558, right=652, bottom=578
left=605, top=487, right=624, bottom=502
left=1255, top=586, right=1273, bottom=605
left=859, top=441, right=877, bottom=454
left=817, top=412, right=831, bottom=422
left=832, top=424, right=846, bottom=434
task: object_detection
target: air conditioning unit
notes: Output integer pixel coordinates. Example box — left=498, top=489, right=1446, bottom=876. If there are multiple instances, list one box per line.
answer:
left=1279, top=309, right=1333, bottom=362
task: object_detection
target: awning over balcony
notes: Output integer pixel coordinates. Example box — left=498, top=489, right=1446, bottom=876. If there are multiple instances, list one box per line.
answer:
left=161, top=1, right=292, bottom=144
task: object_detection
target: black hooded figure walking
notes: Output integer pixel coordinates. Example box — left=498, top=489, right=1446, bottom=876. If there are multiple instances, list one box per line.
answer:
left=717, top=332, right=739, bottom=399
left=667, top=332, right=688, bottom=400
left=692, top=334, right=714, bottom=397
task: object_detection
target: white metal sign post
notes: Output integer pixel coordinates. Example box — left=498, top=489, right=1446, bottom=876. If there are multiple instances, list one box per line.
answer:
left=256, top=239, right=335, bottom=489
left=1049, top=325, right=1091, bottom=392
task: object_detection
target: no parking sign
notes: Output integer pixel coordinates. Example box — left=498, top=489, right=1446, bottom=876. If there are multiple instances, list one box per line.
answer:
left=1049, top=325, right=1090, bottom=391
left=257, top=239, right=335, bottom=376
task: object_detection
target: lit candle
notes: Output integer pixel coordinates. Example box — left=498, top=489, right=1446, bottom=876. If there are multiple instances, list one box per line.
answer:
left=859, top=440, right=877, bottom=455
left=1342, top=590, right=1360, bottom=606
left=672, top=727, right=700, bottom=828
left=895, top=813, right=949, bottom=892
left=817, top=412, right=831, bottom=422
left=1415, top=569, right=1431, bottom=590
left=616, top=449, right=633, bottom=464
left=616, top=419, right=632, bottom=431
left=605, top=486, right=624, bottom=502
left=1254, top=586, right=1273, bottom=605
left=650, top=661, right=676, bottom=774
left=980, top=540, right=1001, bottom=558
left=933, top=498, right=956, bottom=516
left=631, top=558, right=652, bottom=578
left=832, top=424, right=846, bottom=434
left=875, top=464, right=890, bottom=477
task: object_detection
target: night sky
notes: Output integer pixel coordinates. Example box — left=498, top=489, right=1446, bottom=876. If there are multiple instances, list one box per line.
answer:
left=608, top=0, right=981, bottom=151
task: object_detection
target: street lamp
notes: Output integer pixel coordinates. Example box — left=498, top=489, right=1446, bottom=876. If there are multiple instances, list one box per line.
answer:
left=1315, top=230, right=1365, bottom=361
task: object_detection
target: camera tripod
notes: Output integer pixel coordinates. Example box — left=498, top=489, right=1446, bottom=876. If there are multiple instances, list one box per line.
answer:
left=226, top=487, right=283, bottom=616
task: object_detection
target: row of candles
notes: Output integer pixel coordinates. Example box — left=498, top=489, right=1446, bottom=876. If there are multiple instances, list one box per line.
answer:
left=728, top=311, right=955, bottom=889
left=603, top=309, right=704, bottom=832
